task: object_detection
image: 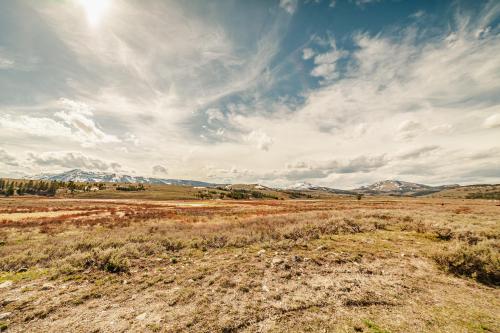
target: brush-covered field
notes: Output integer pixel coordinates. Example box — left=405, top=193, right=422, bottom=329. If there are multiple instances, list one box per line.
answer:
left=0, top=197, right=499, bottom=332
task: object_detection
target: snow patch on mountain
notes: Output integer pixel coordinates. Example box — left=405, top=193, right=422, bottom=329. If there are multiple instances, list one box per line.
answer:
left=27, top=169, right=216, bottom=187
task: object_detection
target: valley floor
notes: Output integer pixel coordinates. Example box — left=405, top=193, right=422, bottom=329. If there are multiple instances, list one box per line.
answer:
left=0, top=197, right=499, bottom=332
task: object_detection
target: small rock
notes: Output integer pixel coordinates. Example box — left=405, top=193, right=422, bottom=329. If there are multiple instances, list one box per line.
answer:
left=1, top=297, right=17, bottom=306
left=136, top=312, right=147, bottom=321
left=41, top=283, right=55, bottom=290
left=0, top=312, right=11, bottom=320
left=316, top=245, right=326, bottom=251
left=0, top=281, right=13, bottom=289
left=272, top=257, right=284, bottom=266
left=17, top=267, right=28, bottom=273
left=262, top=285, right=270, bottom=292
left=257, top=249, right=266, bottom=256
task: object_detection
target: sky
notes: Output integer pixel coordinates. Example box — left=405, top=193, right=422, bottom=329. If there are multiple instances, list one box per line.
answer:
left=0, top=0, right=499, bottom=188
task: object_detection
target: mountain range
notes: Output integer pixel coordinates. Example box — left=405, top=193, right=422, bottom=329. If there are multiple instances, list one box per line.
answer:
left=27, top=170, right=463, bottom=196
left=28, top=169, right=216, bottom=187
left=354, top=180, right=460, bottom=196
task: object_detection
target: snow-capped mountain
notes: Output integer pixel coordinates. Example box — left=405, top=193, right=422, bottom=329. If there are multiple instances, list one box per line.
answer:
left=355, top=180, right=459, bottom=195
left=27, top=169, right=216, bottom=187
left=285, top=182, right=356, bottom=195
left=358, top=180, right=431, bottom=192
left=286, top=182, right=322, bottom=190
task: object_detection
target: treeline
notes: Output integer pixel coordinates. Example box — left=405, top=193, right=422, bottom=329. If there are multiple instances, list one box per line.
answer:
left=0, top=179, right=107, bottom=197
left=116, top=184, right=145, bottom=192
left=0, top=179, right=59, bottom=197
left=466, top=192, right=500, bottom=200
left=196, top=188, right=278, bottom=200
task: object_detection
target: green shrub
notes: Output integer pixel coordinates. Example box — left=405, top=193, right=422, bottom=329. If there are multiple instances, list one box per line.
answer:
left=433, top=240, right=500, bottom=285
left=96, top=249, right=130, bottom=273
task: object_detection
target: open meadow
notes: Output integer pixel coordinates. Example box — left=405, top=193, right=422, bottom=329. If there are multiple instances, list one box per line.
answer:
left=0, top=196, right=498, bottom=333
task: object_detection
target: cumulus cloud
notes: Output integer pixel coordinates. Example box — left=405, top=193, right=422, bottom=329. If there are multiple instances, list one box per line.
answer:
left=280, top=0, right=298, bottom=14
left=28, top=152, right=118, bottom=171
left=152, top=165, right=168, bottom=176
left=0, top=98, right=120, bottom=148
left=0, top=114, right=72, bottom=138
left=244, top=130, right=274, bottom=151
left=55, top=98, right=120, bottom=147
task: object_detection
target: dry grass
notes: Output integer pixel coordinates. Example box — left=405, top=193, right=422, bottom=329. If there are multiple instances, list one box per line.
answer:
left=0, top=197, right=498, bottom=332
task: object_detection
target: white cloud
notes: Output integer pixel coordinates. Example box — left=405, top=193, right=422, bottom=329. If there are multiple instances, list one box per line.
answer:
left=0, top=149, right=19, bottom=167
left=0, top=56, right=15, bottom=69
left=28, top=152, right=119, bottom=171
left=1, top=2, right=499, bottom=186
left=244, top=130, right=274, bottom=151
left=54, top=98, right=120, bottom=147
left=0, top=114, right=72, bottom=138
left=483, top=114, right=500, bottom=128
left=206, top=108, right=225, bottom=124
left=302, top=48, right=315, bottom=60
left=398, top=145, right=440, bottom=160
left=310, top=41, right=348, bottom=81
left=152, top=165, right=168, bottom=176
left=0, top=98, right=120, bottom=148
left=280, top=0, right=298, bottom=14
left=352, top=0, right=381, bottom=8
left=397, top=120, right=423, bottom=140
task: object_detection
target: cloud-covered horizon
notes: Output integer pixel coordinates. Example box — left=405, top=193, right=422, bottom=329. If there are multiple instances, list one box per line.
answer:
left=0, top=0, right=499, bottom=188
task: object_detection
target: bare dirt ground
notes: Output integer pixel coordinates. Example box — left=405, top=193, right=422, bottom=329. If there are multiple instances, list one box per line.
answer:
left=0, top=197, right=499, bottom=332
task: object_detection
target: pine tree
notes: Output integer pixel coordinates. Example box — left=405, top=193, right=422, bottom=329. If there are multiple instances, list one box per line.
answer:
left=6, top=183, right=14, bottom=197
left=17, top=184, right=25, bottom=196
left=27, top=180, right=34, bottom=194
left=68, top=181, right=76, bottom=194
left=48, top=181, right=58, bottom=196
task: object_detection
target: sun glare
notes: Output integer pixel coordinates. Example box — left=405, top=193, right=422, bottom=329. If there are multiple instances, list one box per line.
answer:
left=78, top=0, right=111, bottom=26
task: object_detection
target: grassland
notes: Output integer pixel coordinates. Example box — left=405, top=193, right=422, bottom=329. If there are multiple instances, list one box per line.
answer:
left=0, top=196, right=499, bottom=332
left=429, top=184, right=500, bottom=199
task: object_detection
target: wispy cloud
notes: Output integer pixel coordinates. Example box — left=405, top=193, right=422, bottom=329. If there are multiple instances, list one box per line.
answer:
left=280, top=0, right=299, bottom=15
left=0, top=1, right=499, bottom=186
left=28, top=151, right=121, bottom=172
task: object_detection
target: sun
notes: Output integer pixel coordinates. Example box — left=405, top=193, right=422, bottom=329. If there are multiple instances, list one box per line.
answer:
left=78, top=0, right=112, bottom=27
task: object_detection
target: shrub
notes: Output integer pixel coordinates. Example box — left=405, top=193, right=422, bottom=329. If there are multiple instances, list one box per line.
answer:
left=433, top=240, right=500, bottom=285
left=96, top=249, right=130, bottom=273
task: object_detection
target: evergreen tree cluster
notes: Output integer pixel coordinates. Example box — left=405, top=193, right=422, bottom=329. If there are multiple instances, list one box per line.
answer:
left=116, top=184, right=145, bottom=191
left=0, top=179, right=110, bottom=197
left=0, top=179, right=59, bottom=197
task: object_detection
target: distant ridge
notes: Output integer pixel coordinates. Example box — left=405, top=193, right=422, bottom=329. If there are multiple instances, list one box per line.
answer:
left=25, top=171, right=471, bottom=197
left=284, top=182, right=356, bottom=195
left=27, top=169, right=217, bottom=187
left=354, top=180, right=459, bottom=196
